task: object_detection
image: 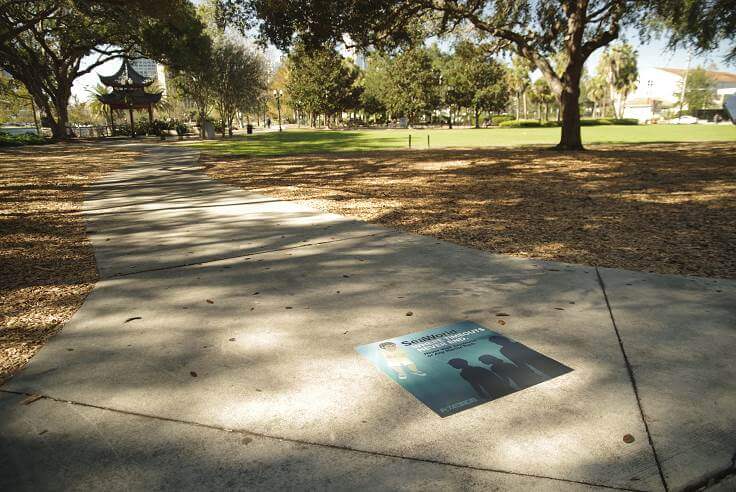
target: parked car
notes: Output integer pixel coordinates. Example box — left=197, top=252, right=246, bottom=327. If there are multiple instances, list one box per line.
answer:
left=668, top=115, right=698, bottom=125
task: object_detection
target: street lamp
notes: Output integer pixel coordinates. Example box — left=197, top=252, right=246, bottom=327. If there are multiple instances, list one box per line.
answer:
left=273, top=89, right=283, bottom=132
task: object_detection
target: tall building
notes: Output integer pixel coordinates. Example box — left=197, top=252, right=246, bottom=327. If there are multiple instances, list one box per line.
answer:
left=129, top=57, right=168, bottom=96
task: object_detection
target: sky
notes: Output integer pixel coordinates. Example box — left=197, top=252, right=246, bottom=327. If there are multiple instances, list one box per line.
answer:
left=70, top=29, right=734, bottom=102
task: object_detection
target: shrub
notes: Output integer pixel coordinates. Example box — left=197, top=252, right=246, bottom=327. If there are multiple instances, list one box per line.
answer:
left=580, top=118, right=639, bottom=126
left=149, top=119, right=170, bottom=136
left=0, top=131, right=49, bottom=147
left=499, top=119, right=560, bottom=128
left=112, top=123, right=131, bottom=136
left=486, top=115, right=516, bottom=126
left=175, top=122, right=189, bottom=136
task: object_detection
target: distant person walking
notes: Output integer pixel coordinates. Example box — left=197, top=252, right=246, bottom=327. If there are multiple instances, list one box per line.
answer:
left=266, top=118, right=271, bottom=129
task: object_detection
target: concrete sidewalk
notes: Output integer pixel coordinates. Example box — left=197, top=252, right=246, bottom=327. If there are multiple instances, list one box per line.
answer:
left=1, top=144, right=734, bottom=491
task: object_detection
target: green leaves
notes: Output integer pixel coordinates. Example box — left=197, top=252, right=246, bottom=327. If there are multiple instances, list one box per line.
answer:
left=285, top=43, right=359, bottom=120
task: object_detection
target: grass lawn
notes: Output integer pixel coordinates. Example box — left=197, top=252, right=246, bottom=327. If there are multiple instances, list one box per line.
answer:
left=189, top=124, right=736, bottom=156
left=0, top=143, right=139, bottom=382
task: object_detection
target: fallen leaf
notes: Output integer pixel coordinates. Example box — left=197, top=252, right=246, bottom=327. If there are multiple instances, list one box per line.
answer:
left=124, top=316, right=142, bottom=323
left=242, top=437, right=253, bottom=445
left=229, top=338, right=236, bottom=342
left=206, top=299, right=214, bottom=304
left=623, top=434, right=635, bottom=443
left=190, top=371, right=198, bottom=377
left=496, top=312, right=510, bottom=317
left=406, top=311, right=413, bottom=316
left=497, top=319, right=506, bottom=325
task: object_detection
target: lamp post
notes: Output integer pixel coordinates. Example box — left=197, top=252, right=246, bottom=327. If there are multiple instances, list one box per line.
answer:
left=273, top=89, right=283, bottom=132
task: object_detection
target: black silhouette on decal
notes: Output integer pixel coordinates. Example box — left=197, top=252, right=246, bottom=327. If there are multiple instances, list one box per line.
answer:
left=447, top=358, right=512, bottom=400
left=489, top=335, right=572, bottom=380
left=477, top=354, right=524, bottom=389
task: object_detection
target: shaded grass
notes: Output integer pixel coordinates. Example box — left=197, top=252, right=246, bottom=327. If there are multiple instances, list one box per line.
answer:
left=189, top=125, right=736, bottom=157
left=203, top=141, right=736, bottom=278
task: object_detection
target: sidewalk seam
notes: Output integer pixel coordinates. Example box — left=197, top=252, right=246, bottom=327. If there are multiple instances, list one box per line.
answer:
left=595, top=267, right=669, bottom=492
left=1, top=389, right=645, bottom=492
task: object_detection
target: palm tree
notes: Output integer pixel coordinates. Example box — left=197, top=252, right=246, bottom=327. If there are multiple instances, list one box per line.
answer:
left=508, top=55, right=533, bottom=119
left=87, top=84, right=113, bottom=127
left=599, top=43, right=638, bottom=118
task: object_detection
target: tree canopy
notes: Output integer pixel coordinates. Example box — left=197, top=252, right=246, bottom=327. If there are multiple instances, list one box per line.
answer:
left=443, top=41, right=509, bottom=128
left=0, top=0, right=210, bottom=137
left=285, top=43, right=359, bottom=126
left=676, top=67, right=717, bottom=114
left=599, top=42, right=638, bottom=118
left=218, top=0, right=666, bottom=149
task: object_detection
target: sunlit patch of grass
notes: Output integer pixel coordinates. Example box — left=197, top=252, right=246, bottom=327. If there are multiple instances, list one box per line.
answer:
left=188, top=125, right=736, bottom=157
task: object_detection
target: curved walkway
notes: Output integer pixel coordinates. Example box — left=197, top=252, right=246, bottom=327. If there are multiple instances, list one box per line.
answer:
left=1, top=144, right=734, bottom=491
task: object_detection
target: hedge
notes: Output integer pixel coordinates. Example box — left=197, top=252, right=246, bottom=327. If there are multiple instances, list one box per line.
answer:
left=580, top=118, right=639, bottom=126
left=498, top=119, right=560, bottom=128
left=0, top=131, right=49, bottom=147
left=499, top=118, right=638, bottom=128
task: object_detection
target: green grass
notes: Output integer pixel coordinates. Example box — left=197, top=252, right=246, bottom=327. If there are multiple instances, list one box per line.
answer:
left=188, top=124, right=736, bottom=156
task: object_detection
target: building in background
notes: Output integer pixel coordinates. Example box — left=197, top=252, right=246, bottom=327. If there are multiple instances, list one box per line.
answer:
left=623, top=66, right=736, bottom=122
left=129, top=57, right=168, bottom=96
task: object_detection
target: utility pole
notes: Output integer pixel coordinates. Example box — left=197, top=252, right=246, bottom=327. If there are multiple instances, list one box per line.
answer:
left=273, top=89, right=283, bottom=131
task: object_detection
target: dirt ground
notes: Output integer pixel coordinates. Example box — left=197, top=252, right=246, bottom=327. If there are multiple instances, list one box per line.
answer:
left=203, top=141, right=736, bottom=279
left=0, top=142, right=139, bottom=382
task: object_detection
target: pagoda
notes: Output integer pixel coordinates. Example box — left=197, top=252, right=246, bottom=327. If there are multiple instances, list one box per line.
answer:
left=97, top=58, right=163, bottom=137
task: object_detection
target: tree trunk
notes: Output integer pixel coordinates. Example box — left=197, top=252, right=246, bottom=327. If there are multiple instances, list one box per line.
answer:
left=557, top=76, right=584, bottom=150
left=474, top=107, right=480, bottom=128
left=129, top=108, right=135, bottom=138
left=45, top=98, right=69, bottom=139
left=523, top=93, right=528, bottom=119
left=515, top=94, right=520, bottom=119
left=29, top=98, right=40, bottom=135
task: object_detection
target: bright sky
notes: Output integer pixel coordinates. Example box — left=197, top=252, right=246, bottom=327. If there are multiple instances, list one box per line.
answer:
left=70, top=27, right=734, bottom=102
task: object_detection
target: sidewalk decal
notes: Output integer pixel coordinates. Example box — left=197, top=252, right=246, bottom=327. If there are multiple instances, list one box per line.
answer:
left=356, top=321, right=572, bottom=417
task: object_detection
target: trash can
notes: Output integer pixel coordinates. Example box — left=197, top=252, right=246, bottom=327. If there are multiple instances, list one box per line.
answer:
left=246, top=124, right=253, bottom=134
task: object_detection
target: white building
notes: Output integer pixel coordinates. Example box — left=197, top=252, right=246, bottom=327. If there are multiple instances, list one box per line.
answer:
left=623, top=66, right=736, bottom=122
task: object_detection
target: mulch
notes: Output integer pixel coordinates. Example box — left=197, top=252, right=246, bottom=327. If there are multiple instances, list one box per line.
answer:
left=203, top=141, right=736, bottom=279
left=0, top=143, right=139, bottom=382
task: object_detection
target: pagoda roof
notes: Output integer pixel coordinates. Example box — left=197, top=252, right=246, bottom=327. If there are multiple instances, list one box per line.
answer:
left=97, top=89, right=162, bottom=109
left=99, top=59, right=155, bottom=88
